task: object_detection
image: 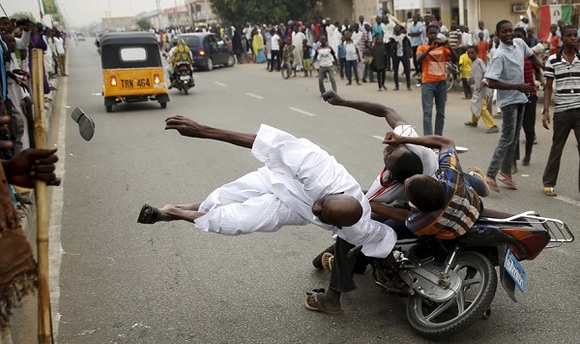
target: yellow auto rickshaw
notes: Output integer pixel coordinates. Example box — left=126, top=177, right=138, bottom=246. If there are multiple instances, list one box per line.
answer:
left=100, top=32, right=169, bottom=112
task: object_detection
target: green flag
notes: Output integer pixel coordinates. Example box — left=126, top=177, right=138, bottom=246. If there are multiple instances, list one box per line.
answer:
left=42, top=0, right=58, bottom=15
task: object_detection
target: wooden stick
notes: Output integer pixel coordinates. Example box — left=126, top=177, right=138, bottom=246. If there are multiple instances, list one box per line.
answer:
left=31, top=48, right=51, bottom=344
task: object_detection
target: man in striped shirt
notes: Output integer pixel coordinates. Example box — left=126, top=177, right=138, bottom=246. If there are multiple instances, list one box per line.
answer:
left=541, top=25, right=580, bottom=197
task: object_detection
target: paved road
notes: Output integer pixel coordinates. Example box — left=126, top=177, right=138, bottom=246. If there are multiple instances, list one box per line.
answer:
left=17, top=41, right=580, bottom=343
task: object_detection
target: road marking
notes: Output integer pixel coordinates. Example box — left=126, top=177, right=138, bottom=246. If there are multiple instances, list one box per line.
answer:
left=555, top=195, right=580, bottom=207
left=214, top=81, right=227, bottom=87
left=245, top=93, right=264, bottom=99
left=372, top=135, right=384, bottom=141
left=288, top=107, right=316, bottom=117
left=50, top=76, right=68, bottom=339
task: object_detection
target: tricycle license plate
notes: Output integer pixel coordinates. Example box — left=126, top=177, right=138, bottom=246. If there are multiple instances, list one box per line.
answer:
left=505, top=250, right=526, bottom=292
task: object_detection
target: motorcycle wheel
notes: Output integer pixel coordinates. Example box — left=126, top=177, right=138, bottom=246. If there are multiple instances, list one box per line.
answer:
left=406, top=251, right=497, bottom=340
left=183, top=85, right=188, bottom=95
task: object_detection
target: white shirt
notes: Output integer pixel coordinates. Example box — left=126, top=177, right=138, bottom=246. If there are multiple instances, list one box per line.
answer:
left=344, top=41, right=358, bottom=60
left=195, top=125, right=397, bottom=258
left=271, top=34, right=280, bottom=50
left=53, top=37, right=65, bottom=55
left=366, top=125, right=438, bottom=204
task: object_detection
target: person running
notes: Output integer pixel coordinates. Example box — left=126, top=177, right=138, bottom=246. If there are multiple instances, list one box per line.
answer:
left=463, top=46, right=498, bottom=133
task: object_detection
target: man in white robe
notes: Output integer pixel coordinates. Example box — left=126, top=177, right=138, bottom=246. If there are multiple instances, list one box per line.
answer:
left=138, top=115, right=397, bottom=314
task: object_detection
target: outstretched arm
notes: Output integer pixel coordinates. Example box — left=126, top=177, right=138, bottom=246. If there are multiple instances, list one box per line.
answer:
left=322, top=91, right=407, bottom=129
left=165, top=115, right=256, bottom=148
left=383, top=132, right=455, bottom=150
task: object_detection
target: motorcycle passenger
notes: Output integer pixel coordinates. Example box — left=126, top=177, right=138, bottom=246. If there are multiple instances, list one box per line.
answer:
left=383, top=133, right=486, bottom=239
left=137, top=116, right=397, bottom=315
left=165, top=38, right=193, bottom=89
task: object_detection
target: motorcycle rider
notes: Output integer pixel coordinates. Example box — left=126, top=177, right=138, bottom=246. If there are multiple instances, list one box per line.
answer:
left=165, top=38, right=194, bottom=89
left=383, top=133, right=485, bottom=238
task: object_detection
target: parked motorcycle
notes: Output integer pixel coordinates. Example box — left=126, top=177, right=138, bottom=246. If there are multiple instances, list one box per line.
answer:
left=174, top=62, right=195, bottom=95
left=313, top=209, right=573, bottom=340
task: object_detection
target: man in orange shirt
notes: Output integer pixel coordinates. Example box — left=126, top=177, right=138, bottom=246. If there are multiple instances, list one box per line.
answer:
left=417, top=25, right=458, bottom=135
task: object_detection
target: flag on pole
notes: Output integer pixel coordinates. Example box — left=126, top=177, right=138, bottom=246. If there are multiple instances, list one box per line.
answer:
left=539, top=4, right=573, bottom=41
left=42, top=0, right=58, bottom=15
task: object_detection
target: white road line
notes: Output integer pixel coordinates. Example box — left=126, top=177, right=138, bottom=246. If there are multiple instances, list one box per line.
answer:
left=245, top=93, right=264, bottom=99
left=288, top=107, right=316, bottom=117
left=50, top=78, right=68, bottom=339
left=555, top=195, right=580, bottom=207
left=214, top=81, right=227, bottom=87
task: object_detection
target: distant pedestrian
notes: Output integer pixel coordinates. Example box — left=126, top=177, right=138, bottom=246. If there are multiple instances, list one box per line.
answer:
left=313, top=36, right=338, bottom=95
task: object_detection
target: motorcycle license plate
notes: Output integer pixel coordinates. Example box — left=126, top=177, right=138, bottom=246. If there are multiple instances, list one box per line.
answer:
left=504, top=250, right=527, bottom=292
left=180, top=76, right=190, bottom=81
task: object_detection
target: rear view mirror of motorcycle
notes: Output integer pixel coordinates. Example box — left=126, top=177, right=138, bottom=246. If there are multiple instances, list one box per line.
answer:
left=71, top=107, right=95, bottom=141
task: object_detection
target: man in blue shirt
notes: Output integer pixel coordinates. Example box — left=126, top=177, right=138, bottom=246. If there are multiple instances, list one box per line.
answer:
left=483, top=20, right=542, bottom=192
left=408, top=13, right=424, bottom=77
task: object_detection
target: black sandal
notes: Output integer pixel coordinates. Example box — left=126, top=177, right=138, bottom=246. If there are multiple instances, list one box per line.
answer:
left=137, top=204, right=160, bottom=224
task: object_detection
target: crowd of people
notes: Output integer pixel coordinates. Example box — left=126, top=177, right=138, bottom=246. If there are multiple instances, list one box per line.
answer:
left=1, top=14, right=64, bottom=337
left=1, top=7, right=580, bottom=336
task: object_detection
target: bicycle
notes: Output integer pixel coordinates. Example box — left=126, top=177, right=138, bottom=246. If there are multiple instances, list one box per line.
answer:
left=446, top=61, right=459, bottom=91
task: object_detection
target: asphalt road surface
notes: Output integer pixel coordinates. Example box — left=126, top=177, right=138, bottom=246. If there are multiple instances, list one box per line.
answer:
left=13, top=41, right=580, bottom=343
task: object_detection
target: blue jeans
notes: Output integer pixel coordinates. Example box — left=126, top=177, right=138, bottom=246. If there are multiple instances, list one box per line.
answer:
left=487, top=103, right=525, bottom=178
left=345, top=60, right=359, bottom=83
left=421, top=80, right=447, bottom=135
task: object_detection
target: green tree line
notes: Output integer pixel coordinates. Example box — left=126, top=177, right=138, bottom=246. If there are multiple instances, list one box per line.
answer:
left=210, top=0, right=320, bottom=27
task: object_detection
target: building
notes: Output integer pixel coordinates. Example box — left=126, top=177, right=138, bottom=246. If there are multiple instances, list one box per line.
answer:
left=185, top=0, right=218, bottom=27
left=101, top=16, right=137, bottom=31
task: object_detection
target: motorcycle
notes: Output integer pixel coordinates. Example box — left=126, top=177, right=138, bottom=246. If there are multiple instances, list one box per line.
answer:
left=313, top=208, right=573, bottom=340
left=446, top=61, right=460, bottom=92
left=173, top=62, right=195, bottom=95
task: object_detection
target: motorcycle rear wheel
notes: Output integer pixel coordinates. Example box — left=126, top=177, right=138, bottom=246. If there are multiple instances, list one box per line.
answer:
left=406, top=251, right=497, bottom=340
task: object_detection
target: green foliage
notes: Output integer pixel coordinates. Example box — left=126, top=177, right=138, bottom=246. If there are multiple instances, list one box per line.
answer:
left=210, top=0, right=317, bottom=27
left=136, top=18, right=153, bottom=31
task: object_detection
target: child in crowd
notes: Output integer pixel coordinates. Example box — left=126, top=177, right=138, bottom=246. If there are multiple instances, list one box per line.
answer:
left=302, top=39, right=313, bottom=77
left=337, top=36, right=347, bottom=79
left=476, top=32, right=489, bottom=64
left=371, top=36, right=388, bottom=91
left=282, top=37, right=295, bottom=76
left=463, top=46, right=498, bottom=133
left=458, top=47, right=473, bottom=99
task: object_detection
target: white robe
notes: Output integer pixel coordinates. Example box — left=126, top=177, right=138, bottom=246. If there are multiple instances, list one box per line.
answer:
left=195, top=125, right=397, bottom=258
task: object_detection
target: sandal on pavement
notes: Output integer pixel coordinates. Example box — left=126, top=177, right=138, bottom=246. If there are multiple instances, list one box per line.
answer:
left=304, top=290, right=342, bottom=315
left=498, top=173, right=517, bottom=190
left=321, top=252, right=334, bottom=272
left=543, top=186, right=557, bottom=197
left=137, top=204, right=160, bottom=224
left=485, top=177, right=500, bottom=193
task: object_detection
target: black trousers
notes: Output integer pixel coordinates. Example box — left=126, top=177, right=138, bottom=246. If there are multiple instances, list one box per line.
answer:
left=329, top=237, right=371, bottom=292
left=270, top=50, right=281, bottom=71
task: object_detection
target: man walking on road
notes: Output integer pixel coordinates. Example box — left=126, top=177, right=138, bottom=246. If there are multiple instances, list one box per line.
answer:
left=541, top=25, right=580, bottom=197
left=313, top=36, right=338, bottom=96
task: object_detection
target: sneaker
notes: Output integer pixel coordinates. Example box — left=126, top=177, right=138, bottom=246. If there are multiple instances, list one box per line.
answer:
left=467, top=166, right=490, bottom=197
left=486, top=125, right=499, bottom=133
left=464, top=121, right=478, bottom=127
left=394, top=86, right=399, bottom=91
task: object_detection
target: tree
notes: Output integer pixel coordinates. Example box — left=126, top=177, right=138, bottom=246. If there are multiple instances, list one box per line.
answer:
left=210, top=0, right=317, bottom=28
left=136, top=18, right=153, bottom=31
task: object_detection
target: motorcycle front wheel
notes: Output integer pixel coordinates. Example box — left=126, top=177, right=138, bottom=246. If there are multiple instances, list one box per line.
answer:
left=406, top=251, right=497, bottom=340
